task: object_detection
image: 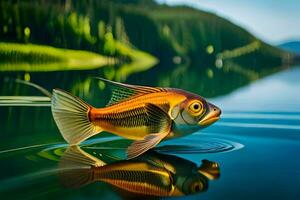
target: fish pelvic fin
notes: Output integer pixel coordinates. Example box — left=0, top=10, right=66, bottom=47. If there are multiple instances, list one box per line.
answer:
left=59, top=146, right=105, bottom=188
left=51, top=89, right=102, bottom=145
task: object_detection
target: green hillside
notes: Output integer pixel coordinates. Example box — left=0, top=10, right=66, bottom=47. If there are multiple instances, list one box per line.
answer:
left=0, top=0, right=296, bottom=97
left=0, top=0, right=293, bottom=67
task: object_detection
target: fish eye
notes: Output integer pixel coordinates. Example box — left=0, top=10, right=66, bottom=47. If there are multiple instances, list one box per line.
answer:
left=194, top=184, right=201, bottom=191
left=193, top=104, right=200, bottom=110
left=189, top=101, right=203, bottom=114
left=191, top=182, right=203, bottom=192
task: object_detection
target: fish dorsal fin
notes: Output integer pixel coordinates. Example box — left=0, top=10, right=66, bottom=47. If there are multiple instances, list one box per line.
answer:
left=96, top=78, right=165, bottom=106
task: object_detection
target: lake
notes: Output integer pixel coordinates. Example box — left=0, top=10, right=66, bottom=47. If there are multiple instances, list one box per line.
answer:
left=0, top=66, right=299, bottom=199
left=1, top=1, right=300, bottom=199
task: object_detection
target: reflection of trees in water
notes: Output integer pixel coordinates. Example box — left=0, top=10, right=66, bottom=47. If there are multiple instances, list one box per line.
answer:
left=155, top=59, right=288, bottom=98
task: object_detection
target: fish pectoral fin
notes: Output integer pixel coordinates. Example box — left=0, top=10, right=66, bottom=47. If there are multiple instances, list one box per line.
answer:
left=127, top=103, right=172, bottom=159
left=127, top=103, right=171, bottom=159
left=144, top=103, right=172, bottom=126
left=127, top=131, right=170, bottom=160
left=95, top=77, right=165, bottom=106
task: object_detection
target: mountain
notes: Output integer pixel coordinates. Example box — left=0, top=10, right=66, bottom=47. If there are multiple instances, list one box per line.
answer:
left=111, top=1, right=293, bottom=68
left=0, top=0, right=295, bottom=68
left=278, top=41, right=300, bottom=53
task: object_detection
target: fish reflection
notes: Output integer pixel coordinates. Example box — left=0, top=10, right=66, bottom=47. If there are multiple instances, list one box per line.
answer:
left=59, top=146, right=220, bottom=197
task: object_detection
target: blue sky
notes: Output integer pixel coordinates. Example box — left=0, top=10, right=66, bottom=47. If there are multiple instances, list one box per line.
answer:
left=156, top=0, right=300, bottom=45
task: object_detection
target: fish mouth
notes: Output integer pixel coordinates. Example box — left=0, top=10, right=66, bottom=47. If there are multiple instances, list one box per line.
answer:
left=199, top=116, right=220, bottom=126
left=198, top=103, right=221, bottom=126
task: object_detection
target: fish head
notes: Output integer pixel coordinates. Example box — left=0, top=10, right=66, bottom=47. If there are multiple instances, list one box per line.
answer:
left=197, top=159, right=220, bottom=180
left=177, top=159, right=220, bottom=195
left=171, top=91, right=221, bottom=128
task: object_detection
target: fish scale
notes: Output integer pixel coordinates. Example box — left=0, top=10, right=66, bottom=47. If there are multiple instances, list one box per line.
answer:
left=51, top=78, right=221, bottom=159
left=93, top=167, right=173, bottom=195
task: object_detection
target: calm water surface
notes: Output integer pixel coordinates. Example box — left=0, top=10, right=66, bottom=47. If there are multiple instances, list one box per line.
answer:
left=0, top=67, right=300, bottom=199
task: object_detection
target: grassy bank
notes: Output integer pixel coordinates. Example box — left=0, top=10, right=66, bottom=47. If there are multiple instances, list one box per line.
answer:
left=0, top=42, right=113, bottom=71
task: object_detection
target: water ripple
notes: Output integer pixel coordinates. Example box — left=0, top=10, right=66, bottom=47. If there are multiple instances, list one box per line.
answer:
left=35, top=136, right=244, bottom=161
left=156, top=137, right=244, bottom=154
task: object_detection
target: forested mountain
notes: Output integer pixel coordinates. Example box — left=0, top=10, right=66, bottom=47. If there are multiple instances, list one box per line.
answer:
left=0, top=0, right=297, bottom=97
left=0, top=0, right=294, bottom=68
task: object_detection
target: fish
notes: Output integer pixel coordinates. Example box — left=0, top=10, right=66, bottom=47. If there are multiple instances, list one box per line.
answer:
left=58, top=146, right=220, bottom=197
left=51, top=78, right=221, bottom=159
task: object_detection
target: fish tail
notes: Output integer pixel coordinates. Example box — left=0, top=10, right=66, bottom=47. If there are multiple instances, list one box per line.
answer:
left=59, top=146, right=106, bottom=188
left=51, top=89, right=102, bottom=144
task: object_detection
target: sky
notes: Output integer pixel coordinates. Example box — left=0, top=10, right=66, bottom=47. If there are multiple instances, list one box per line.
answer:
left=156, top=0, right=300, bottom=45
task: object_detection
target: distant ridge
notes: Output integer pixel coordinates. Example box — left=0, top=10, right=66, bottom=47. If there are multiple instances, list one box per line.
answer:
left=278, top=41, right=300, bottom=53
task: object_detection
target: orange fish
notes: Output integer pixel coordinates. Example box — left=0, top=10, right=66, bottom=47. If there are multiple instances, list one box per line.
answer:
left=51, top=78, right=221, bottom=159
left=59, top=146, right=220, bottom=197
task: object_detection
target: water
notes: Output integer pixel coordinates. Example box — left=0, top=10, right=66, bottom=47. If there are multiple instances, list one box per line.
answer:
left=0, top=1, right=299, bottom=199
left=0, top=67, right=300, bottom=199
